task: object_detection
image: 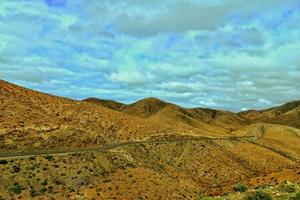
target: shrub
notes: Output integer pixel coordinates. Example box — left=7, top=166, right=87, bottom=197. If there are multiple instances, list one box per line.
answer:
left=44, top=155, right=54, bottom=161
left=28, top=156, right=36, bottom=161
left=30, top=186, right=36, bottom=197
left=244, top=190, right=272, bottom=200
left=11, top=165, right=21, bottom=173
left=233, top=183, right=248, bottom=192
left=40, top=187, right=47, bottom=194
left=48, top=185, right=53, bottom=193
left=279, top=184, right=296, bottom=193
left=0, top=160, right=8, bottom=165
left=41, top=179, right=48, bottom=186
left=54, top=180, right=62, bottom=185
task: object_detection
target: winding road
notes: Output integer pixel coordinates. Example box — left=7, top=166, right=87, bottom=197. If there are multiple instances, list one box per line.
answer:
left=0, top=135, right=256, bottom=159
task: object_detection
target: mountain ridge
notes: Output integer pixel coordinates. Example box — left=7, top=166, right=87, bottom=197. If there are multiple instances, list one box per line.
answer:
left=84, top=96, right=300, bottom=129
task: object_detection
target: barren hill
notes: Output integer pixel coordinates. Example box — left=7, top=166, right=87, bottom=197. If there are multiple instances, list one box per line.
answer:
left=0, top=79, right=299, bottom=199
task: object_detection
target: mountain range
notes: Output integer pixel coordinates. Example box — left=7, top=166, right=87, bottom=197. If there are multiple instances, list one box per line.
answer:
left=0, top=79, right=299, bottom=199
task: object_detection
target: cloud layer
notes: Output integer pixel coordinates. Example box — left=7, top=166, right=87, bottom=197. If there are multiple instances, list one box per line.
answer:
left=0, top=0, right=300, bottom=111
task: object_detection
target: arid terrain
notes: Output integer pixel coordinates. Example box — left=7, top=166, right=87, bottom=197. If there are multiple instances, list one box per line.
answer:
left=0, top=79, right=299, bottom=200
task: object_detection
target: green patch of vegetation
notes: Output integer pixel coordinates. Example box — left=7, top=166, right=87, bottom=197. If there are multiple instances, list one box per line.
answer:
left=244, top=190, right=273, bottom=200
left=234, top=183, right=248, bottom=193
left=279, top=184, right=296, bottom=193
left=9, top=182, right=22, bottom=195
left=290, top=192, right=300, bottom=200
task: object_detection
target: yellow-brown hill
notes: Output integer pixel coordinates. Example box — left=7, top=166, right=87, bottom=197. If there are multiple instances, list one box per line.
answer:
left=84, top=97, right=248, bottom=135
left=0, top=80, right=204, bottom=151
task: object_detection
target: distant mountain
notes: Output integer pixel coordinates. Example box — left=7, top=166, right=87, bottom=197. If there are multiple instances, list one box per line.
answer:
left=84, top=96, right=300, bottom=134
left=238, top=101, right=300, bottom=128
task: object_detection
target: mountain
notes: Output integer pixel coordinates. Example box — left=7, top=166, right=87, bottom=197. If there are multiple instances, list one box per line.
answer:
left=0, top=79, right=299, bottom=199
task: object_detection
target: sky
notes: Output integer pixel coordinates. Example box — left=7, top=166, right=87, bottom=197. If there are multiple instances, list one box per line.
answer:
left=0, top=0, right=300, bottom=111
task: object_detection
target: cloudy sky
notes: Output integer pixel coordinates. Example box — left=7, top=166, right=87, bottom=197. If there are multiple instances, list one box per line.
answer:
left=0, top=0, right=300, bottom=111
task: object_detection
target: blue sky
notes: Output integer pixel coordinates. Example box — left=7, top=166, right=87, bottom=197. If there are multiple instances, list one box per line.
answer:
left=0, top=0, right=300, bottom=111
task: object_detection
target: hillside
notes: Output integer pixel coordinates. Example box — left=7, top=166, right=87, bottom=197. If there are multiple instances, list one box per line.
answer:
left=0, top=79, right=299, bottom=199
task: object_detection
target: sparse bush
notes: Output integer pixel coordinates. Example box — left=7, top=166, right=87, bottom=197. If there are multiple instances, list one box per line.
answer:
left=233, top=183, right=248, bottom=192
left=244, top=190, right=272, bottom=200
left=279, top=184, right=296, bottom=193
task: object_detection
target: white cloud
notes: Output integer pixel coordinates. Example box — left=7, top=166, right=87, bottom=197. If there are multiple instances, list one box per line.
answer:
left=0, top=0, right=300, bottom=111
left=109, top=70, right=154, bottom=86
